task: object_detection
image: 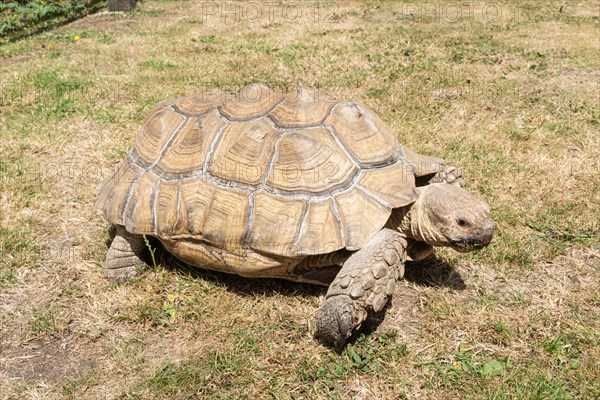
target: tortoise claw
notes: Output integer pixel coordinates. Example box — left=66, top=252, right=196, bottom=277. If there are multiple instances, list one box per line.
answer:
left=315, top=296, right=356, bottom=350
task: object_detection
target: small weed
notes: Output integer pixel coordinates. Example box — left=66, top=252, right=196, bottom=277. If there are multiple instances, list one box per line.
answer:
left=428, top=302, right=458, bottom=319
left=42, top=97, right=81, bottom=118
left=143, top=234, right=158, bottom=269
left=543, top=336, right=582, bottom=368
left=303, top=332, right=409, bottom=384
left=161, top=293, right=179, bottom=325
left=546, top=121, right=572, bottom=136
left=424, top=351, right=513, bottom=388
left=345, top=332, right=409, bottom=373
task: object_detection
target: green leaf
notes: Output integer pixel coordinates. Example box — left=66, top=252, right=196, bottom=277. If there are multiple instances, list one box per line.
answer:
left=481, top=359, right=504, bottom=376
left=347, top=349, right=362, bottom=364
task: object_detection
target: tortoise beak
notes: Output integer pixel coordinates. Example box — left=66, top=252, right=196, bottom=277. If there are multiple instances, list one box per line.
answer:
left=469, top=218, right=496, bottom=250
left=479, top=219, right=496, bottom=246
left=452, top=219, right=495, bottom=253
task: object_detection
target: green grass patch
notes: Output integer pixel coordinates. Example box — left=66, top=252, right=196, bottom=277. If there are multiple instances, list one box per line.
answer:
left=140, top=59, right=178, bottom=72
left=61, top=370, right=99, bottom=396
left=0, top=0, right=105, bottom=43
left=0, top=224, right=35, bottom=279
left=26, top=307, right=66, bottom=339
left=129, top=350, right=256, bottom=399
left=421, top=350, right=580, bottom=398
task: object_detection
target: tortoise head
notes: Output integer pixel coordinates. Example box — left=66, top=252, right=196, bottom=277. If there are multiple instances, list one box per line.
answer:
left=403, top=183, right=495, bottom=252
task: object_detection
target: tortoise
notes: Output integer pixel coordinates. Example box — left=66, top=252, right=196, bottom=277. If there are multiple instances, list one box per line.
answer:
left=96, top=84, right=495, bottom=348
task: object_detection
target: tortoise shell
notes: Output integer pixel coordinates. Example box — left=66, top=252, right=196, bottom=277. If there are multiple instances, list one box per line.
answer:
left=96, top=84, right=441, bottom=257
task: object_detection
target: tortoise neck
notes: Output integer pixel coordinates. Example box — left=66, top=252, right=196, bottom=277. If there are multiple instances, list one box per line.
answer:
left=389, top=207, right=415, bottom=239
left=391, top=187, right=450, bottom=246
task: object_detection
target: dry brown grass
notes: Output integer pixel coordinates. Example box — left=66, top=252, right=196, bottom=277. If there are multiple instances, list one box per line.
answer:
left=1, top=1, right=599, bottom=399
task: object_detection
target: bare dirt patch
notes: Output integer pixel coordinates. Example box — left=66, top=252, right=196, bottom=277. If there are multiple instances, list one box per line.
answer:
left=1, top=337, right=102, bottom=383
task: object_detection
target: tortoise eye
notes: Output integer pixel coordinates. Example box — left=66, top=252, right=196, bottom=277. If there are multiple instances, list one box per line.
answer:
left=457, top=218, right=469, bottom=227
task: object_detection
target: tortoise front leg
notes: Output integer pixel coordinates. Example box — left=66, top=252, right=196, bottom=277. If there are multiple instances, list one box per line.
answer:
left=429, top=164, right=464, bottom=186
left=315, top=229, right=407, bottom=349
left=104, top=225, right=148, bottom=283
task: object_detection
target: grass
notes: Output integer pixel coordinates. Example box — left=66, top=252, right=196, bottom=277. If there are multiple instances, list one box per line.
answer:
left=0, top=0, right=105, bottom=43
left=0, top=0, right=599, bottom=399
left=26, top=307, right=66, bottom=339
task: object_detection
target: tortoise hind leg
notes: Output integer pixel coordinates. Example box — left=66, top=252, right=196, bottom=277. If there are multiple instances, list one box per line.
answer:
left=315, top=229, right=407, bottom=349
left=104, top=226, right=148, bottom=283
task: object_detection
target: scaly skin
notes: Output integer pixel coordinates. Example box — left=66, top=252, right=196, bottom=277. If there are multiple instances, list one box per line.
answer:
left=315, top=229, right=407, bottom=349
left=104, top=226, right=147, bottom=283
left=429, top=164, right=464, bottom=187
